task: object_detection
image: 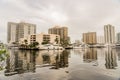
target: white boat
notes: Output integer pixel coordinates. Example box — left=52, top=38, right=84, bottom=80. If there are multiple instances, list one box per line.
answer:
left=73, top=46, right=83, bottom=49
left=73, top=44, right=88, bottom=49
left=39, top=44, right=64, bottom=50
left=104, top=44, right=116, bottom=47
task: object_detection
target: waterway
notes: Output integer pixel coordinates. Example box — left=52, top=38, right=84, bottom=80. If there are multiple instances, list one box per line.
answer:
left=0, top=47, right=120, bottom=80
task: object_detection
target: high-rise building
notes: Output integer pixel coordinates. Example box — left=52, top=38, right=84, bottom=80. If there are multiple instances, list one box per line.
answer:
left=83, top=32, right=97, bottom=45
left=7, top=22, right=36, bottom=43
left=104, top=24, right=115, bottom=44
left=117, top=32, right=120, bottom=44
left=48, top=26, right=68, bottom=41
left=97, top=36, right=104, bottom=44
left=7, top=22, right=18, bottom=43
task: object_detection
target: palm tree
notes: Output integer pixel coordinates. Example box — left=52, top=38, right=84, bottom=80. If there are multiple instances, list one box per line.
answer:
left=24, top=39, right=28, bottom=48
left=33, top=42, right=39, bottom=47
left=29, top=42, right=39, bottom=49
left=24, top=39, right=28, bottom=45
left=42, top=40, right=49, bottom=45
left=55, top=38, right=59, bottom=44
left=60, top=39, right=69, bottom=47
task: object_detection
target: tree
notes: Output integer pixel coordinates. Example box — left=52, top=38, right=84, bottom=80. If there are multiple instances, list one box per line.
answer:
left=60, top=39, right=69, bottom=47
left=42, top=40, right=49, bottom=45
left=33, top=42, right=39, bottom=47
left=23, top=39, right=28, bottom=48
left=24, top=39, right=28, bottom=45
left=55, top=38, right=59, bottom=44
left=29, top=42, right=39, bottom=48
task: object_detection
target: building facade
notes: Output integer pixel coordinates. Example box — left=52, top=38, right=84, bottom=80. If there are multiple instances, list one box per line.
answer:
left=48, top=26, right=68, bottom=41
left=97, top=36, right=105, bottom=44
left=117, top=32, right=120, bottom=44
left=7, top=22, right=36, bottom=43
left=104, top=24, right=115, bottom=44
left=7, top=22, right=18, bottom=43
left=83, top=32, right=97, bottom=45
left=19, top=33, right=60, bottom=45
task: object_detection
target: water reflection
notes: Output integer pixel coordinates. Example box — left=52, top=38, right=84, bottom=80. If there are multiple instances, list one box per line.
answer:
left=36, top=50, right=69, bottom=69
left=105, top=47, right=117, bottom=69
left=3, top=48, right=120, bottom=79
left=5, top=50, right=69, bottom=76
left=83, top=48, right=97, bottom=63
left=116, top=48, right=120, bottom=61
left=5, top=50, right=36, bottom=76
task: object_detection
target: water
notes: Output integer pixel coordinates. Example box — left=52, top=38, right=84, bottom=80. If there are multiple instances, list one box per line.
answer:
left=0, top=48, right=120, bottom=80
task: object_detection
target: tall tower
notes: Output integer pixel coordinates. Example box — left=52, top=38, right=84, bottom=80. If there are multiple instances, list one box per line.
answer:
left=7, top=22, right=18, bottom=43
left=104, top=24, right=115, bottom=44
left=7, top=22, right=36, bottom=43
left=18, top=22, right=36, bottom=39
left=83, top=32, right=97, bottom=45
left=48, top=26, right=68, bottom=41
left=117, top=32, right=120, bottom=44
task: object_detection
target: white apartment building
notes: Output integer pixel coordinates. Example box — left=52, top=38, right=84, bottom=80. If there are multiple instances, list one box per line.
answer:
left=7, top=22, right=36, bottom=43
left=97, top=36, right=105, bottom=44
left=104, top=24, right=115, bottom=44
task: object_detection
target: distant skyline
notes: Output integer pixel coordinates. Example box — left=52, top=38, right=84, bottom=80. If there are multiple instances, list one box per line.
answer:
left=1, top=0, right=120, bottom=43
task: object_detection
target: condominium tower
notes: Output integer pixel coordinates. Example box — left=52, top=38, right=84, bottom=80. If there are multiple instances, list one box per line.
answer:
left=7, top=22, right=36, bottom=43
left=83, top=32, right=97, bottom=45
left=104, top=24, right=115, bottom=44
left=97, top=36, right=105, bottom=44
left=48, top=26, right=68, bottom=41
left=117, top=32, right=120, bottom=43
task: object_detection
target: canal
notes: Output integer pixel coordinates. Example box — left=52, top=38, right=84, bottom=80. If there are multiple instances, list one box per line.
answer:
left=0, top=48, right=120, bottom=80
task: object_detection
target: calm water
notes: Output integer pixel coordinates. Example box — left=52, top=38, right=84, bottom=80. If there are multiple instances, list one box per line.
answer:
left=0, top=48, right=120, bottom=80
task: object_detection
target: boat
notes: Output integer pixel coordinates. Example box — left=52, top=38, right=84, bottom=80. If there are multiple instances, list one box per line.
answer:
left=39, top=44, right=64, bottom=50
left=73, top=44, right=88, bottom=49
left=65, top=46, right=73, bottom=49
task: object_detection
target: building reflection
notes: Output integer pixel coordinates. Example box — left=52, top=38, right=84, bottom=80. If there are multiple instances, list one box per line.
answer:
left=53, top=50, right=69, bottom=69
left=116, top=48, right=120, bottom=61
left=105, top=48, right=117, bottom=69
left=83, top=48, right=97, bottom=63
left=5, top=50, right=69, bottom=76
left=5, top=50, right=36, bottom=76
left=73, top=49, right=83, bottom=55
left=36, top=50, right=69, bottom=69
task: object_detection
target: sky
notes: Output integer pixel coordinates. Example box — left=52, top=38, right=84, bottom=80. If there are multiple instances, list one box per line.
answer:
left=1, top=0, right=120, bottom=43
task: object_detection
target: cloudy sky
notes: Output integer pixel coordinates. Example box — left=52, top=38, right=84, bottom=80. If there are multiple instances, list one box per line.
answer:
left=0, top=0, right=120, bottom=43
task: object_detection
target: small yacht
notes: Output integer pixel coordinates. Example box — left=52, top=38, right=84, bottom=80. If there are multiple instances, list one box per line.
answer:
left=39, top=44, right=64, bottom=50
left=73, top=45, right=82, bottom=49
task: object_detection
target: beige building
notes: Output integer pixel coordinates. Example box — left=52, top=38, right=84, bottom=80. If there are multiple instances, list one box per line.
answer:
left=104, top=24, right=115, bottom=44
left=7, top=22, right=36, bottom=43
left=83, top=32, right=97, bottom=45
left=48, top=26, right=68, bottom=41
left=19, top=33, right=60, bottom=45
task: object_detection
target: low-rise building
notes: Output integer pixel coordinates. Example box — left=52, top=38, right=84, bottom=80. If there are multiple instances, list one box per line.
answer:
left=19, top=33, right=60, bottom=45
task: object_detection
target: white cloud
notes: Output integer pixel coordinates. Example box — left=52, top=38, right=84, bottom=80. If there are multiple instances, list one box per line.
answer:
left=0, top=0, right=120, bottom=43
